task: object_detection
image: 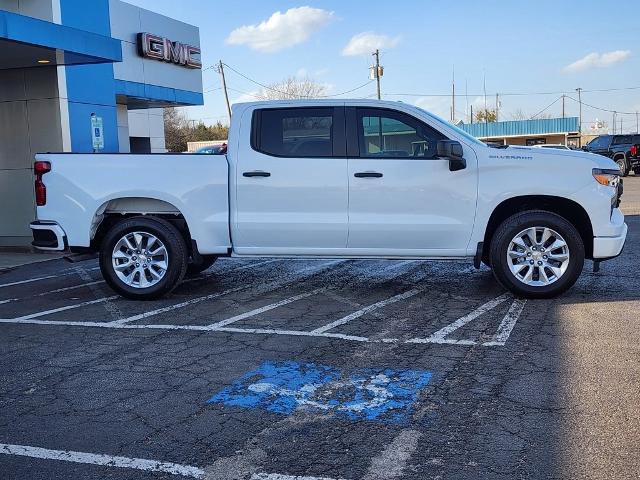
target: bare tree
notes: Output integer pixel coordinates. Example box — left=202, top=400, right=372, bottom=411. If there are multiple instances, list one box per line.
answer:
left=256, top=76, right=328, bottom=100
left=510, top=109, right=553, bottom=120
left=510, top=109, right=528, bottom=120
left=163, top=108, right=229, bottom=152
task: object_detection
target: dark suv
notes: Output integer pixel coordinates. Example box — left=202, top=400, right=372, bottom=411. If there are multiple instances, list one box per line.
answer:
left=583, top=134, right=640, bottom=176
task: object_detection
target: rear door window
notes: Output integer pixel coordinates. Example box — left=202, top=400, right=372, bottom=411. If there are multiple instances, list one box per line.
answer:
left=252, top=108, right=339, bottom=157
left=612, top=135, right=632, bottom=145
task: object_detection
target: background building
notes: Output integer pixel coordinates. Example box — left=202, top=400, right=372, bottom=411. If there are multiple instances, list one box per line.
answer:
left=459, top=117, right=580, bottom=147
left=0, top=0, right=203, bottom=246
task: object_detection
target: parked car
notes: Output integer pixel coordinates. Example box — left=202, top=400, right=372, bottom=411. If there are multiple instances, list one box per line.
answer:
left=531, top=144, right=570, bottom=150
left=30, top=100, right=627, bottom=300
left=195, top=144, right=227, bottom=155
left=582, top=134, right=640, bottom=176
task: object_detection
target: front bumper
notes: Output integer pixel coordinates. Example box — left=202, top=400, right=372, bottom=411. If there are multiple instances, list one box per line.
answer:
left=30, top=221, right=67, bottom=251
left=593, top=222, right=628, bottom=259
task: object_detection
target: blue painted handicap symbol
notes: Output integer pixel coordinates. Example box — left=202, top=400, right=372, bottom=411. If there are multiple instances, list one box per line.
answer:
left=208, top=361, right=432, bottom=424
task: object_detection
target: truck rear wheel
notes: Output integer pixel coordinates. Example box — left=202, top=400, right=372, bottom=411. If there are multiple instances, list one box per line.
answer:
left=490, top=211, right=584, bottom=299
left=99, top=216, right=188, bottom=300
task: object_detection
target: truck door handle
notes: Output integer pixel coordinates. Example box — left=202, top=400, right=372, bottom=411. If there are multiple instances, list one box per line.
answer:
left=243, top=171, right=271, bottom=177
left=354, top=171, right=383, bottom=178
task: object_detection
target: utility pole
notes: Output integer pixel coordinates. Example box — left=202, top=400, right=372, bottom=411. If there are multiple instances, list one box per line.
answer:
left=561, top=94, right=565, bottom=118
left=613, top=111, right=617, bottom=134
left=372, top=49, right=382, bottom=100
left=217, top=60, right=231, bottom=123
left=483, top=72, right=487, bottom=123
left=495, top=93, right=499, bottom=122
left=470, top=105, right=474, bottom=124
left=465, top=79, right=469, bottom=123
left=636, top=111, right=639, bottom=134
left=451, top=66, right=455, bottom=123
left=576, top=87, right=582, bottom=133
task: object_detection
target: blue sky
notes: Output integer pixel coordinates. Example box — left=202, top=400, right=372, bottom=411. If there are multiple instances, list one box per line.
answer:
left=128, top=0, right=640, bottom=132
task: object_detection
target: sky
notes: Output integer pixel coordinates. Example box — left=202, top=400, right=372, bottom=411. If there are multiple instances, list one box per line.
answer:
left=128, top=0, right=640, bottom=133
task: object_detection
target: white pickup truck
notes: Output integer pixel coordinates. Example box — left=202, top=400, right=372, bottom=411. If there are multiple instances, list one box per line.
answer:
left=30, top=100, right=627, bottom=300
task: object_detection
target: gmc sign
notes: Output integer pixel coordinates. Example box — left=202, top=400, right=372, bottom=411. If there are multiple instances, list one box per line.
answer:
left=137, top=32, right=201, bottom=69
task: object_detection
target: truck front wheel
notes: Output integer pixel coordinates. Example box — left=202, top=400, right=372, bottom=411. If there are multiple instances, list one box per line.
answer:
left=489, top=211, right=584, bottom=299
left=615, top=157, right=628, bottom=176
left=99, top=216, right=188, bottom=300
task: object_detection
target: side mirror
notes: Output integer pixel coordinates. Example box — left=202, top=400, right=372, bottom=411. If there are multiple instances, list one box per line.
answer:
left=437, top=140, right=466, bottom=171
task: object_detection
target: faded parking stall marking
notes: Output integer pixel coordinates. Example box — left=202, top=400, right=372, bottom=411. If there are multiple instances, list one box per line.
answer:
left=0, top=259, right=527, bottom=347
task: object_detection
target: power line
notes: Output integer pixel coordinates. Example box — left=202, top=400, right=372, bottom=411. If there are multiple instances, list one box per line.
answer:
left=384, top=84, right=640, bottom=98
left=530, top=96, right=563, bottom=119
left=222, top=62, right=373, bottom=98
left=565, top=95, right=638, bottom=115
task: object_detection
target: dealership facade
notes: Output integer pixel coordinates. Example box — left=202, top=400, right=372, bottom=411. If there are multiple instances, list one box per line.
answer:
left=0, top=0, right=203, bottom=246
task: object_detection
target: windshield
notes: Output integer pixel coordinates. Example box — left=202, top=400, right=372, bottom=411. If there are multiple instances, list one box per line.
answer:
left=414, top=106, right=486, bottom=147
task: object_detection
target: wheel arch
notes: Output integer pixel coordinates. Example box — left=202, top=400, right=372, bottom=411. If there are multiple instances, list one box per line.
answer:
left=482, top=195, right=594, bottom=262
left=89, top=197, right=194, bottom=254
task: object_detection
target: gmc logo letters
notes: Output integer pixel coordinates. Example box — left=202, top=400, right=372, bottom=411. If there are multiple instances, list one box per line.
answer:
left=137, top=32, right=201, bottom=69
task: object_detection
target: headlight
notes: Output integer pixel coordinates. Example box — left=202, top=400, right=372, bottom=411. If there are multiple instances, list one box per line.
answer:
left=592, top=168, right=620, bottom=188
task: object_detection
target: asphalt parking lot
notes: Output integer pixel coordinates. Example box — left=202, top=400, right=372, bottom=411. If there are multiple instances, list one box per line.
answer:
left=1, top=179, right=639, bottom=480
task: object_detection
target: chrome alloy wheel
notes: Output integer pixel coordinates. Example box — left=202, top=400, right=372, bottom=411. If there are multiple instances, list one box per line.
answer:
left=111, top=231, right=168, bottom=288
left=507, top=226, right=570, bottom=287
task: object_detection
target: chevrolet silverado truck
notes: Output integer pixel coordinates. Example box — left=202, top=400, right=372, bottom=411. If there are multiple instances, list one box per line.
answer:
left=30, top=100, right=627, bottom=300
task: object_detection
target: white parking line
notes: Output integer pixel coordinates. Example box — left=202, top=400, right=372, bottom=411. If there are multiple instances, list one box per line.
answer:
left=0, top=266, right=101, bottom=289
left=109, top=261, right=342, bottom=326
left=0, top=280, right=107, bottom=306
left=108, top=286, right=248, bottom=326
left=11, top=296, right=119, bottom=321
left=0, top=443, right=205, bottom=478
left=1, top=260, right=276, bottom=310
left=215, top=326, right=371, bottom=342
left=207, top=287, right=327, bottom=330
left=0, top=317, right=519, bottom=347
left=311, top=288, right=421, bottom=334
left=251, top=474, right=345, bottom=480
left=39, top=280, right=105, bottom=295
left=0, top=443, right=344, bottom=480
left=483, top=299, right=527, bottom=346
left=0, top=274, right=59, bottom=289
left=414, top=293, right=511, bottom=344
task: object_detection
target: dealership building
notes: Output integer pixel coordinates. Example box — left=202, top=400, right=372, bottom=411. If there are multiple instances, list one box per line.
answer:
left=0, top=0, right=203, bottom=246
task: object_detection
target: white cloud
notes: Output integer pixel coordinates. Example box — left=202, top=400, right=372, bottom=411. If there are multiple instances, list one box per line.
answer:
left=563, top=50, right=631, bottom=73
left=226, top=7, right=334, bottom=53
left=342, top=32, right=400, bottom=56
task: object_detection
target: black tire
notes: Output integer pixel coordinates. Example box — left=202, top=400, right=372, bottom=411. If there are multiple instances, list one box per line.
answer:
left=490, top=210, right=584, bottom=299
left=186, top=255, right=217, bottom=276
left=633, top=167, right=640, bottom=175
left=615, top=156, right=628, bottom=177
left=99, top=216, right=188, bottom=300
